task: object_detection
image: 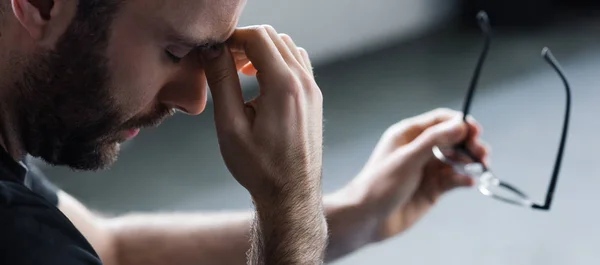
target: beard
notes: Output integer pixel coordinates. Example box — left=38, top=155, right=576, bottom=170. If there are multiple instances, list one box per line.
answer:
left=10, top=3, right=174, bottom=171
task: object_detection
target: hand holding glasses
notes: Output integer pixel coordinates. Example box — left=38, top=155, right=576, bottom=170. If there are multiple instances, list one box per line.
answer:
left=432, top=11, right=572, bottom=211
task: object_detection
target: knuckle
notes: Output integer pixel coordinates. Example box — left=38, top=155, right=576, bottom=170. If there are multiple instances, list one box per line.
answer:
left=218, top=120, right=244, bottom=139
left=242, top=25, right=260, bottom=34
left=387, top=120, right=410, bottom=136
left=254, top=25, right=270, bottom=39
left=289, top=84, right=304, bottom=98
left=298, top=47, right=308, bottom=56
left=282, top=75, right=303, bottom=96
left=386, top=118, right=422, bottom=141
left=260, top=24, right=277, bottom=35
left=243, top=25, right=270, bottom=42
left=298, top=72, right=319, bottom=94
left=297, top=71, right=314, bottom=84
left=299, top=48, right=311, bottom=61
left=432, top=107, right=452, bottom=115
left=313, top=87, right=323, bottom=102
left=407, top=127, right=435, bottom=148
left=432, top=107, right=459, bottom=118
left=297, top=78, right=320, bottom=98
left=291, top=60, right=307, bottom=72
left=280, top=33, right=292, bottom=42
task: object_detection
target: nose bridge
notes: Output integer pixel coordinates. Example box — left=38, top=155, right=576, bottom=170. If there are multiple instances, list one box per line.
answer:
left=157, top=61, right=208, bottom=115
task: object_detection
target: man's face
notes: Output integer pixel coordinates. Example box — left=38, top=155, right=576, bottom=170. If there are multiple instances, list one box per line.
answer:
left=13, top=0, right=245, bottom=170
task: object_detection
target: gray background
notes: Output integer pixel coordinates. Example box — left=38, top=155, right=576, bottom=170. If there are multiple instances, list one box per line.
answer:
left=37, top=4, right=600, bottom=265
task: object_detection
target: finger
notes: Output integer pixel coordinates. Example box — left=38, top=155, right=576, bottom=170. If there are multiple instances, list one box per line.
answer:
left=409, top=117, right=469, bottom=163
left=435, top=164, right=474, bottom=192
left=234, top=57, right=250, bottom=71
left=399, top=108, right=462, bottom=135
left=420, top=161, right=472, bottom=204
left=387, top=108, right=461, bottom=147
left=451, top=173, right=475, bottom=188
left=227, top=26, right=290, bottom=78
left=200, top=45, right=248, bottom=130
left=467, top=138, right=488, bottom=160
left=437, top=165, right=475, bottom=191
left=280, top=34, right=307, bottom=70
left=232, top=50, right=250, bottom=70
left=465, top=116, right=482, bottom=139
left=262, top=27, right=302, bottom=68
left=240, top=62, right=258, bottom=76
left=467, top=138, right=491, bottom=166
left=298, top=47, right=313, bottom=76
left=232, top=51, right=258, bottom=75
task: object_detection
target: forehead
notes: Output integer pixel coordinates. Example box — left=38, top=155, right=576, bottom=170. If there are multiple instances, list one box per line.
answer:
left=123, top=0, right=246, bottom=42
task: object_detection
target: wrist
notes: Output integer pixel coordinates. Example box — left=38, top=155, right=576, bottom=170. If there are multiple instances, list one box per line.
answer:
left=253, top=188, right=325, bottom=223
left=252, top=176, right=324, bottom=209
left=250, top=184, right=328, bottom=264
left=323, top=181, right=380, bottom=260
left=252, top=178, right=327, bottom=227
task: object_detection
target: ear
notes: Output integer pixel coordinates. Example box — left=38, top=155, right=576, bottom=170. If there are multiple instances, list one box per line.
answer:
left=11, top=0, right=76, bottom=47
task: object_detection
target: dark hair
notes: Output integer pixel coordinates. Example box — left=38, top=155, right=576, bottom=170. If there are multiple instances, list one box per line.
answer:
left=66, top=0, right=123, bottom=45
left=75, top=0, right=123, bottom=20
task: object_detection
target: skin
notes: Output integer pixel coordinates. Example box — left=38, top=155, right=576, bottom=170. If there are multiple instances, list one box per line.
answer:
left=0, top=0, right=490, bottom=264
left=58, top=108, right=486, bottom=265
left=203, top=26, right=330, bottom=264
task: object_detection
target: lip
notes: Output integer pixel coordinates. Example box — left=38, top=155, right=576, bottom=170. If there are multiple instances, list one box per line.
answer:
left=123, top=128, right=140, bottom=139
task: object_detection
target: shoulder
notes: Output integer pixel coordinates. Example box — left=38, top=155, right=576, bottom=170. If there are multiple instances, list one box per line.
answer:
left=0, top=182, right=102, bottom=265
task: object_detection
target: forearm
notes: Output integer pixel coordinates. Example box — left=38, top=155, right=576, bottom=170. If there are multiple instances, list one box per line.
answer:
left=104, top=211, right=251, bottom=265
left=101, top=191, right=369, bottom=265
left=250, top=188, right=328, bottom=265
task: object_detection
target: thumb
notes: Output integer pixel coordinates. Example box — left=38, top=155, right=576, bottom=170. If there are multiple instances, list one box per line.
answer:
left=409, top=118, right=469, bottom=163
left=201, top=44, right=248, bottom=130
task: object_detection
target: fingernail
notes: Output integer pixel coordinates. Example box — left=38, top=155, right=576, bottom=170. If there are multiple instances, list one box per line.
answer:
left=201, top=44, right=223, bottom=60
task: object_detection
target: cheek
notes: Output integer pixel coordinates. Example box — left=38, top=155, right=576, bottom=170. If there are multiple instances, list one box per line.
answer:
left=109, top=53, right=163, bottom=112
left=105, top=26, right=168, bottom=116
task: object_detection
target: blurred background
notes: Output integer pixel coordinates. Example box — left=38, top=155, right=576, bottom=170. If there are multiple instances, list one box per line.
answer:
left=40, top=1, right=600, bottom=264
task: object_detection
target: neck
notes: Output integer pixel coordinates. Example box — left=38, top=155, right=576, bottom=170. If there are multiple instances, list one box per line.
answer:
left=0, top=96, right=26, bottom=162
left=0, top=55, right=27, bottom=162
left=0, top=26, right=35, bottom=162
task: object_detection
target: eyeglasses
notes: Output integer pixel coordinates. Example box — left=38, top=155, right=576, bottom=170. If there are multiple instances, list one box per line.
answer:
left=432, top=11, right=572, bottom=211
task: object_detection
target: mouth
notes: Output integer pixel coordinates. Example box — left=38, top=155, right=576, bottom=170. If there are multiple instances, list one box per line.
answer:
left=121, top=128, right=140, bottom=140
left=115, top=107, right=176, bottom=142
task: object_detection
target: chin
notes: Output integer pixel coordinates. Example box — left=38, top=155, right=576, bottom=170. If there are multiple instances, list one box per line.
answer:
left=44, top=141, right=122, bottom=172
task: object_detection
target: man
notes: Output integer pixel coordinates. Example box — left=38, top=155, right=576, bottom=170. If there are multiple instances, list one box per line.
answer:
left=0, top=0, right=489, bottom=264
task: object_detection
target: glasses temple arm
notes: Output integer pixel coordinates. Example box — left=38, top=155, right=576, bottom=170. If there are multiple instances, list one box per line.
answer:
left=533, top=48, right=571, bottom=210
left=462, top=11, right=492, bottom=121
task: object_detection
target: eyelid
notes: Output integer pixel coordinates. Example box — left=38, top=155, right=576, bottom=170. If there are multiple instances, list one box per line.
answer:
left=166, top=45, right=192, bottom=58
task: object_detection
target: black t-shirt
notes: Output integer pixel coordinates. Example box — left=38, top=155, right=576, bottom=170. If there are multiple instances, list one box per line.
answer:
left=0, top=150, right=102, bottom=265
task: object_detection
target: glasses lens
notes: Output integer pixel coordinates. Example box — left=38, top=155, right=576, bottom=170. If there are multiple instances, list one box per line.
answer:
left=478, top=172, right=533, bottom=207
left=433, top=146, right=533, bottom=207
left=432, top=146, right=483, bottom=175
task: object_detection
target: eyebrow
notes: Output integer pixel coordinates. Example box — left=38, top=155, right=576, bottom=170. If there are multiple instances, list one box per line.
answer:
left=166, top=30, right=222, bottom=50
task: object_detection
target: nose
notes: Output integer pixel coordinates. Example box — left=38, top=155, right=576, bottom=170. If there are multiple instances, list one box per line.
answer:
left=157, top=66, right=208, bottom=116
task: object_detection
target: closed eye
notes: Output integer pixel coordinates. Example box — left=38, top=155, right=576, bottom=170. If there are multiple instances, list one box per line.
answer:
left=165, top=50, right=183, bottom=63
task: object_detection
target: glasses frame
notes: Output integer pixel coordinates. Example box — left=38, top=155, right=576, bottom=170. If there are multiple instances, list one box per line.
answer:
left=432, top=11, right=572, bottom=211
